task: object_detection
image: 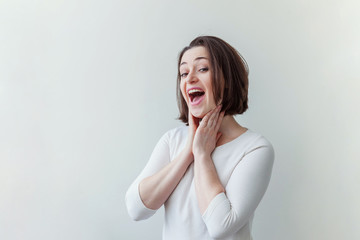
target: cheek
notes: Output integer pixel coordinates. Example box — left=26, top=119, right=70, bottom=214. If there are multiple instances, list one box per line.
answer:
left=206, top=85, right=215, bottom=102
left=181, top=88, right=187, bottom=101
left=180, top=83, right=187, bottom=102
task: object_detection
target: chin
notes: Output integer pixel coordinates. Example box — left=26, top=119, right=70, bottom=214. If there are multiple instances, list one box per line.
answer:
left=188, top=101, right=215, bottom=119
left=192, top=113, right=204, bottom=119
left=189, top=109, right=206, bottom=119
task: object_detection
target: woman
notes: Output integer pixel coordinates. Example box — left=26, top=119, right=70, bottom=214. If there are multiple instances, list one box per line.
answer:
left=125, top=36, right=274, bottom=240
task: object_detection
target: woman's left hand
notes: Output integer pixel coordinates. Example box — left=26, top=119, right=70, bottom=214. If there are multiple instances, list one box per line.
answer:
left=192, top=105, right=225, bottom=159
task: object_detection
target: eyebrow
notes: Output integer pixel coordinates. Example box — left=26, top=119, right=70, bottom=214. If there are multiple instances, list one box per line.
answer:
left=180, top=56, right=208, bottom=66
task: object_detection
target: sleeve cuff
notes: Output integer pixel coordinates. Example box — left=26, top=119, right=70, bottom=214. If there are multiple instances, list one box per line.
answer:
left=126, top=182, right=157, bottom=221
left=202, top=192, right=229, bottom=221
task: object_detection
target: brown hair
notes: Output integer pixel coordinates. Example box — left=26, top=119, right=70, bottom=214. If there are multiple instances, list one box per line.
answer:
left=176, top=36, right=249, bottom=124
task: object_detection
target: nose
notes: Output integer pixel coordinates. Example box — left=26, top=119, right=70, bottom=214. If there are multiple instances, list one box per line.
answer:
left=186, top=70, right=198, bottom=84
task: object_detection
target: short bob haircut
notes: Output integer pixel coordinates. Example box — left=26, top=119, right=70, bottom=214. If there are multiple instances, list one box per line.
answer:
left=176, top=36, right=249, bottom=124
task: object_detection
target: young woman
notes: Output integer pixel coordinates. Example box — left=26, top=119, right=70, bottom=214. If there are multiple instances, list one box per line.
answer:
left=125, top=36, right=274, bottom=240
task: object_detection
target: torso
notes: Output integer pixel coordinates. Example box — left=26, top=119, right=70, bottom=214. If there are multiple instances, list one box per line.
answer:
left=162, top=125, right=270, bottom=240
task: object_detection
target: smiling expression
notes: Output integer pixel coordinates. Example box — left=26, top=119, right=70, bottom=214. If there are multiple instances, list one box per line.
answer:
left=179, top=46, right=218, bottom=118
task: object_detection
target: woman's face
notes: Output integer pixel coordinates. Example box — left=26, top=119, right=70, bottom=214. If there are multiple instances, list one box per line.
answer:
left=179, top=46, right=217, bottom=119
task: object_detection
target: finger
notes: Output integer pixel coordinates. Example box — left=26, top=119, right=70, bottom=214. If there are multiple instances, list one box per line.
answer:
left=207, top=108, right=218, bottom=128
left=188, top=110, right=199, bottom=129
left=208, top=105, right=222, bottom=128
left=214, top=111, right=225, bottom=133
left=188, top=110, right=194, bottom=126
left=216, top=131, right=222, bottom=143
left=200, top=106, right=217, bottom=127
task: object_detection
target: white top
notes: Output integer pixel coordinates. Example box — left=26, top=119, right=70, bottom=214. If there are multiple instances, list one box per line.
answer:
left=125, top=126, right=274, bottom=240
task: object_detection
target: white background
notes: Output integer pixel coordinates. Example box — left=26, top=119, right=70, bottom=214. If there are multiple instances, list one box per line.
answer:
left=1, top=0, right=359, bottom=239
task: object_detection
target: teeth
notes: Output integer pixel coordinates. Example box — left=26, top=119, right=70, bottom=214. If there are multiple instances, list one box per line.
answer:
left=188, top=89, right=204, bottom=94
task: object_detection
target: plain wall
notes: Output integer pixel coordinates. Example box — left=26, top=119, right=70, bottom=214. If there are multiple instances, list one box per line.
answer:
left=1, top=0, right=359, bottom=239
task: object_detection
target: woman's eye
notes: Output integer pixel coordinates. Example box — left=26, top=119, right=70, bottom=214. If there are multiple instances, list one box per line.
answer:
left=199, top=67, right=209, bottom=72
left=180, top=73, right=188, bottom=78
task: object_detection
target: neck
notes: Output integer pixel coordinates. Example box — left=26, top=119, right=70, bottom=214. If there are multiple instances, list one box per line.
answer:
left=219, top=115, right=246, bottom=138
left=214, top=115, right=247, bottom=147
left=220, top=115, right=238, bottom=132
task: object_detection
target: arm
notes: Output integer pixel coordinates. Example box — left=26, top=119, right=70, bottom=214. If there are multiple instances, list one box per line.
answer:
left=194, top=154, right=225, bottom=213
left=202, top=142, right=275, bottom=238
left=138, top=148, right=192, bottom=210
left=190, top=105, right=274, bottom=238
left=192, top=105, right=225, bottom=213
left=125, top=131, right=171, bottom=221
left=139, top=115, right=200, bottom=210
left=126, top=122, right=197, bottom=221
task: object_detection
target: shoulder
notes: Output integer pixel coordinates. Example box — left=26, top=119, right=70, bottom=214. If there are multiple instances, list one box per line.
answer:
left=160, top=125, right=188, bottom=146
left=164, top=125, right=188, bottom=136
left=245, top=129, right=273, bottom=148
left=245, top=130, right=275, bottom=159
left=160, top=125, right=188, bottom=160
left=243, top=129, right=275, bottom=159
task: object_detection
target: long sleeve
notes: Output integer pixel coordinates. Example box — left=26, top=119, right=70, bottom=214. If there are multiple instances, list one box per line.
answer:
left=202, top=138, right=275, bottom=239
left=125, top=131, right=171, bottom=221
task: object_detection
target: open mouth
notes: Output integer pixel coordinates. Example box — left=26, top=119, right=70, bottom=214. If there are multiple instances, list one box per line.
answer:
left=188, top=88, right=205, bottom=104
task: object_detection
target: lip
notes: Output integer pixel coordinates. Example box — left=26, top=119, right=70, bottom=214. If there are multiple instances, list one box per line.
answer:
left=187, top=87, right=206, bottom=106
left=187, top=87, right=204, bottom=94
left=189, top=94, right=205, bottom=106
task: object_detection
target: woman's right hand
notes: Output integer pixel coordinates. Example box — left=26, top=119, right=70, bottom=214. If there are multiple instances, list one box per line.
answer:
left=185, top=109, right=200, bottom=158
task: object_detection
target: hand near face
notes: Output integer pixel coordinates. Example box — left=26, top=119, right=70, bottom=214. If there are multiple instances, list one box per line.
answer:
left=184, top=109, right=200, bottom=156
left=192, top=105, right=225, bottom=159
